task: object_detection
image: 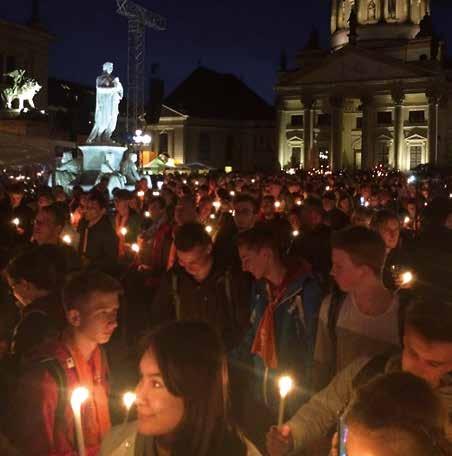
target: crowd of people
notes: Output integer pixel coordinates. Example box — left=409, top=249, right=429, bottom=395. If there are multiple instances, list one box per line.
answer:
left=0, top=166, right=451, bottom=456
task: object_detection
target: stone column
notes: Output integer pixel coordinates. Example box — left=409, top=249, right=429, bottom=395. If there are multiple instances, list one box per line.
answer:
left=379, top=0, right=386, bottom=22
left=361, top=95, right=375, bottom=169
left=331, top=0, right=338, bottom=34
left=330, top=95, right=344, bottom=170
left=168, top=130, right=174, bottom=158
left=276, top=104, right=287, bottom=169
left=406, top=0, right=412, bottom=23
left=392, top=86, right=405, bottom=169
left=427, top=89, right=440, bottom=164
left=302, top=94, right=315, bottom=169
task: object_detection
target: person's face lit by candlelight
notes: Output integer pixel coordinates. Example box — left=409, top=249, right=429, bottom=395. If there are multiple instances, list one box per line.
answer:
left=177, top=244, right=212, bottom=282
left=33, top=210, right=63, bottom=246
left=378, top=218, right=400, bottom=251
left=135, top=350, right=184, bottom=436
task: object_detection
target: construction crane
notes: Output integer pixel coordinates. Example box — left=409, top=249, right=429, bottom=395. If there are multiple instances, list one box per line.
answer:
left=116, top=0, right=167, bottom=134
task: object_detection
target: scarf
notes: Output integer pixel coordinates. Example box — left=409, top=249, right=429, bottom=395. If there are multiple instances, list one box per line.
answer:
left=64, top=333, right=111, bottom=447
left=251, top=281, right=288, bottom=369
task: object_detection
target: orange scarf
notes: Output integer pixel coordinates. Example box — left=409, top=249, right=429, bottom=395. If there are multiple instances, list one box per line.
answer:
left=251, top=282, right=288, bottom=369
left=166, top=240, right=177, bottom=271
left=64, top=335, right=111, bottom=447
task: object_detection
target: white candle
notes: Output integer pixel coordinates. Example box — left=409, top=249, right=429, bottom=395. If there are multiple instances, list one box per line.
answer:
left=131, top=243, right=140, bottom=253
left=278, top=376, right=293, bottom=427
left=70, top=387, right=89, bottom=456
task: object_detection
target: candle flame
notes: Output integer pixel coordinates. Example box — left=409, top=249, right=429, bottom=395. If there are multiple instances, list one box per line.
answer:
left=278, top=376, right=293, bottom=399
left=122, top=392, right=136, bottom=410
left=62, top=235, right=72, bottom=245
left=71, top=387, right=89, bottom=410
left=131, top=243, right=140, bottom=253
left=120, top=227, right=128, bottom=236
left=205, top=225, right=213, bottom=234
left=401, top=271, right=414, bottom=285
left=144, top=211, right=151, bottom=218
left=292, top=230, right=299, bottom=238
left=12, top=218, right=20, bottom=226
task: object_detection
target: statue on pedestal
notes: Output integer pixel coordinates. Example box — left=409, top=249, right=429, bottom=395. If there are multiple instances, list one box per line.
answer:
left=1, top=69, right=41, bottom=111
left=50, top=151, right=80, bottom=193
left=95, top=152, right=126, bottom=198
left=367, top=0, right=377, bottom=21
left=87, top=62, right=123, bottom=143
left=120, top=151, right=141, bottom=185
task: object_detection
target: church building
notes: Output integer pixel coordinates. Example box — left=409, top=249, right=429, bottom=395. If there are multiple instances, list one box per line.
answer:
left=276, top=0, right=451, bottom=171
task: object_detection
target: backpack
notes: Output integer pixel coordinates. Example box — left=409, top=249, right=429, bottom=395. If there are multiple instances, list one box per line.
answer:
left=170, top=269, right=232, bottom=320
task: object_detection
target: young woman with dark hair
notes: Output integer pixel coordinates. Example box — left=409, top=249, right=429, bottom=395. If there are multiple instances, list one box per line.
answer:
left=100, top=321, right=261, bottom=456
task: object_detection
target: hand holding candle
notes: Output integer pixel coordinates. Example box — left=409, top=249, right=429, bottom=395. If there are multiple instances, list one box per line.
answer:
left=71, top=387, right=89, bottom=456
left=278, top=375, right=293, bottom=426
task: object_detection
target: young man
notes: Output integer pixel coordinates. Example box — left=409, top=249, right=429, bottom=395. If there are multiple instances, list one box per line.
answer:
left=237, top=226, right=323, bottom=413
left=313, top=226, right=399, bottom=391
left=152, top=222, right=250, bottom=351
left=78, top=191, right=119, bottom=274
left=266, top=295, right=452, bottom=456
left=8, top=270, right=122, bottom=456
left=6, top=246, right=62, bottom=362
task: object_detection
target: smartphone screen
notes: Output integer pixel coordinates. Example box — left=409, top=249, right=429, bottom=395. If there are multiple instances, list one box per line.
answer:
left=338, top=415, right=348, bottom=456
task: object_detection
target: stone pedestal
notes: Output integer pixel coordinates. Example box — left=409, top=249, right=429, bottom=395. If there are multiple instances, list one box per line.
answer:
left=78, top=144, right=127, bottom=172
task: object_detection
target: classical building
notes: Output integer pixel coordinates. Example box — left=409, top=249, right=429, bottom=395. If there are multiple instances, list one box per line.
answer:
left=147, top=67, right=276, bottom=172
left=276, top=0, right=452, bottom=171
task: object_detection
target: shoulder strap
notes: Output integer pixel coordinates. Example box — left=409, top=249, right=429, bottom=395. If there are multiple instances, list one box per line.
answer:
left=223, top=269, right=232, bottom=308
left=352, top=353, right=391, bottom=389
left=38, top=357, right=67, bottom=432
left=327, top=286, right=347, bottom=373
left=171, top=272, right=181, bottom=320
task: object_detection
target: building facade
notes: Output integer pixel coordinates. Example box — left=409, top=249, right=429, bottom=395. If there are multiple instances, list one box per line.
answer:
left=147, top=67, right=276, bottom=172
left=276, top=0, right=452, bottom=171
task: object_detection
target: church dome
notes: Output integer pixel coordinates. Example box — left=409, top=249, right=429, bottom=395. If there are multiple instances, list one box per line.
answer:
left=331, top=0, right=430, bottom=50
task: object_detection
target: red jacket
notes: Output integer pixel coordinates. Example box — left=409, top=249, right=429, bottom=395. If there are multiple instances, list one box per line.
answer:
left=9, top=339, right=110, bottom=456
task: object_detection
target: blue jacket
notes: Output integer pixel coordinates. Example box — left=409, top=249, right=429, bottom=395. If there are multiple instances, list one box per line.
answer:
left=236, top=269, right=323, bottom=415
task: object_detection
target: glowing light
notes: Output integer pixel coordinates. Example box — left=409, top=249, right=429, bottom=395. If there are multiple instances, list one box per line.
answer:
left=401, top=271, right=414, bottom=285
left=364, top=201, right=370, bottom=208
left=144, top=211, right=151, bottom=218
left=205, top=225, right=213, bottom=234
left=137, top=190, right=145, bottom=198
left=325, top=186, right=331, bottom=191
left=407, top=176, right=416, bottom=184
left=213, top=201, right=221, bottom=210
left=292, top=230, right=299, bottom=237
left=225, top=166, right=233, bottom=173
left=274, top=201, right=281, bottom=209
left=210, top=214, right=216, bottom=220
left=71, top=386, right=89, bottom=410
left=131, top=243, right=140, bottom=253
left=296, top=199, right=302, bottom=206
left=183, top=180, right=187, bottom=184
left=230, top=191, right=236, bottom=197
left=194, top=180, right=199, bottom=186
left=62, top=234, right=72, bottom=245
left=251, top=179, right=256, bottom=184
left=135, top=129, right=143, bottom=137
left=404, top=216, right=410, bottom=225
left=12, top=218, right=20, bottom=227
left=277, top=375, right=293, bottom=426
left=152, top=191, right=160, bottom=196
left=122, top=392, right=136, bottom=410
left=120, top=227, right=128, bottom=236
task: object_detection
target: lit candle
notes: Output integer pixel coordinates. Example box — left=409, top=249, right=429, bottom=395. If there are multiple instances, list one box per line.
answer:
left=120, top=227, right=128, bottom=236
left=144, top=211, right=151, bottom=218
left=278, top=376, right=293, bottom=426
left=403, top=216, right=410, bottom=225
left=12, top=218, right=20, bottom=227
left=210, top=213, right=216, bottom=220
left=71, top=387, right=89, bottom=456
left=230, top=191, right=236, bottom=197
left=137, top=191, right=145, bottom=199
left=292, top=230, right=299, bottom=238
left=152, top=191, right=160, bottom=196
left=122, top=391, right=136, bottom=425
left=274, top=201, right=281, bottom=209
left=251, top=179, right=256, bottom=184
left=213, top=201, right=221, bottom=211
left=296, top=199, right=302, bottom=206
left=62, top=234, right=72, bottom=245
left=194, top=180, right=199, bottom=186
left=325, top=186, right=331, bottom=191
left=131, top=243, right=140, bottom=253
left=205, top=225, right=213, bottom=234
left=401, top=271, right=414, bottom=286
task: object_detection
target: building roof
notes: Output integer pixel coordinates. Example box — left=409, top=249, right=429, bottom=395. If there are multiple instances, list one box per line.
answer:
left=164, top=66, right=275, bottom=121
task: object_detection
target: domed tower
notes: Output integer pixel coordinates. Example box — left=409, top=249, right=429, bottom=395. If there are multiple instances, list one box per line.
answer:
left=331, top=0, right=430, bottom=50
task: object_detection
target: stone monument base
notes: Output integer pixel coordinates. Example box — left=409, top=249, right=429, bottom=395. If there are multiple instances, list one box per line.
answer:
left=78, top=143, right=127, bottom=171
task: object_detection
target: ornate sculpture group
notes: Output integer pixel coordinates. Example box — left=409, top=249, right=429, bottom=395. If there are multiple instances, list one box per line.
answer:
left=1, top=69, right=41, bottom=111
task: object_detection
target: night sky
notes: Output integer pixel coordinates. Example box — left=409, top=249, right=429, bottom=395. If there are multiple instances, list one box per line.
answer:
left=1, top=0, right=452, bottom=103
